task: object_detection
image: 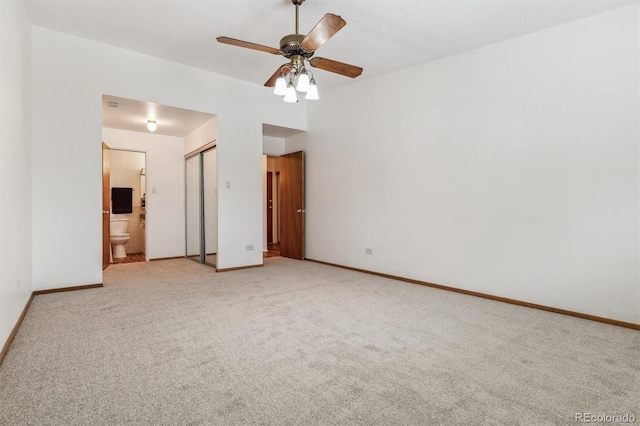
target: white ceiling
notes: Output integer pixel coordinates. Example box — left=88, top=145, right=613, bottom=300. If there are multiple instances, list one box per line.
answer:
left=26, top=0, right=637, bottom=93
left=102, top=95, right=300, bottom=139
left=102, top=95, right=215, bottom=137
left=262, top=124, right=305, bottom=139
left=36, top=0, right=637, bottom=137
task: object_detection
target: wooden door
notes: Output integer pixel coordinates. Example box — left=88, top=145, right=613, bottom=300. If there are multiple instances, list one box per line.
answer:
left=279, top=151, right=304, bottom=260
left=102, top=142, right=111, bottom=269
left=266, top=171, right=273, bottom=244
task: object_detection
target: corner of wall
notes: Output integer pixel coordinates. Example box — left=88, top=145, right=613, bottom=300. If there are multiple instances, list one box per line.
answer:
left=0, top=0, right=34, bottom=355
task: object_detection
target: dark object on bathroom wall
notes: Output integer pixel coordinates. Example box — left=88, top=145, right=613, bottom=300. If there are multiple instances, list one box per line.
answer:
left=112, top=187, right=133, bottom=214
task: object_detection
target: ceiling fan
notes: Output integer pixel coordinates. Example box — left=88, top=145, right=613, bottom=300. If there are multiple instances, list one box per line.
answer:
left=217, top=0, right=363, bottom=101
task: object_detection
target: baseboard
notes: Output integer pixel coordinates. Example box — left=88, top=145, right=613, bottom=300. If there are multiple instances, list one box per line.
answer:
left=33, top=283, right=103, bottom=295
left=216, top=264, right=263, bottom=273
left=1, top=283, right=104, bottom=366
left=0, top=293, right=34, bottom=367
left=306, top=259, right=640, bottom=331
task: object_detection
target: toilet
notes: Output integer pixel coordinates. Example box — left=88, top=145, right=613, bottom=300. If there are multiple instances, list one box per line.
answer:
left=110, top=218, right=130, bottom=259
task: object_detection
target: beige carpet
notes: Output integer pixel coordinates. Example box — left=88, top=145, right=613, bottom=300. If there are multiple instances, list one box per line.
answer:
left=1, top=257, right=638, bottom=425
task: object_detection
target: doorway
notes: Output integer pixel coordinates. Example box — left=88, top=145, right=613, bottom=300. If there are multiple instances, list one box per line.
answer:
left=185, top=146, right=217, bottom=267
left=111, top=149, right=147, bottom=264
left=266, top=157, right=280, bottom=257
left=102, top=142, right=110, bottom=269
left=264, top=151, right=304, bottom=260
left=102, top=146, right=147, bottom=266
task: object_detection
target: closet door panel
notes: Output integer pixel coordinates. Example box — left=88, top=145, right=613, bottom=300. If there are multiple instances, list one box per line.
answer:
left=203, top=148, right=218, bottom=266
left=185, top=155, right=201, bottom=260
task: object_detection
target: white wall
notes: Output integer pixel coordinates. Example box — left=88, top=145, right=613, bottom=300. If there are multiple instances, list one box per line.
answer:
left=0, top=0, right=32, bottom=347
left=109, top=150, right=145, bottom=189
left=288, top=5, right=640, bottom=324
left=263, top=136, right=285, bottom=156
left=184, top=115, right=217, bottom=155
left=103, top=129, right=185, bottom=260
left=31, top=26, right=307, bottom=290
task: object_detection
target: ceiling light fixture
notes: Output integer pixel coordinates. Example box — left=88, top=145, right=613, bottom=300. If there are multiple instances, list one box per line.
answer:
left=305, top=77, right=319, bottom=100
left=283, top=81, right=298, bottom=103
left=273, top=72, right=288, bottom=96
left=273, top=60, right=319, bottom=102
left=146, top=120, right=157, bottom=132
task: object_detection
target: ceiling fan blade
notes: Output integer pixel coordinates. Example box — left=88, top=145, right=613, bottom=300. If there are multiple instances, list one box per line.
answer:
left=264, top=64, right=292, bottom=87
left=300, top=13, right=346, bottom=52
left=309, top=57, right=363, bottom=78
left=217, top=37, right=282, bottom=55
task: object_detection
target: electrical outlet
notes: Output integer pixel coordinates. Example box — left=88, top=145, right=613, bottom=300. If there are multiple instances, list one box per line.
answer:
left=226, top=181, right=231, bottom=189
left=246, top=245, right=254, bottom=251
left=365, top=248, right=373, bottom=255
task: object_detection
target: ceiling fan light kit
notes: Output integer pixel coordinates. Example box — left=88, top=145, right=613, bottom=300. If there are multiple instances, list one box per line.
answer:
left=217, top=0, right=363, bottom=103
left=284, top=83, right=298, bottom=103
left=273, top=72, right=288, bottom=95
left=296, top=69, right=310, bottom=92
left=273, top=57, right=316, bottom=103
left=305, top=78, right=319, bottom=100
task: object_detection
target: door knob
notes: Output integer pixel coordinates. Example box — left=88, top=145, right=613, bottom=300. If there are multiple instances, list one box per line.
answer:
left=297, top=209, right=306, bottom=213
left=103, top=210, right=109, bottom=214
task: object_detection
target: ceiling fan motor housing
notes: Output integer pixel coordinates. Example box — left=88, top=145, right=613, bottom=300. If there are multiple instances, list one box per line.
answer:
left=280, top=34, right=314, bottom=58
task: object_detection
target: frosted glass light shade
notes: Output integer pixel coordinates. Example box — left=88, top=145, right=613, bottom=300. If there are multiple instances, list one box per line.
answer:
left=283, top=84, right=297, bottom=103
left=146, top=120, right=157, bottom=131
left=296, top=71, right=310, bottom=92
left=305, top=80, right=319, bottom=100
left=273, top=74, right=287, bottom=95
